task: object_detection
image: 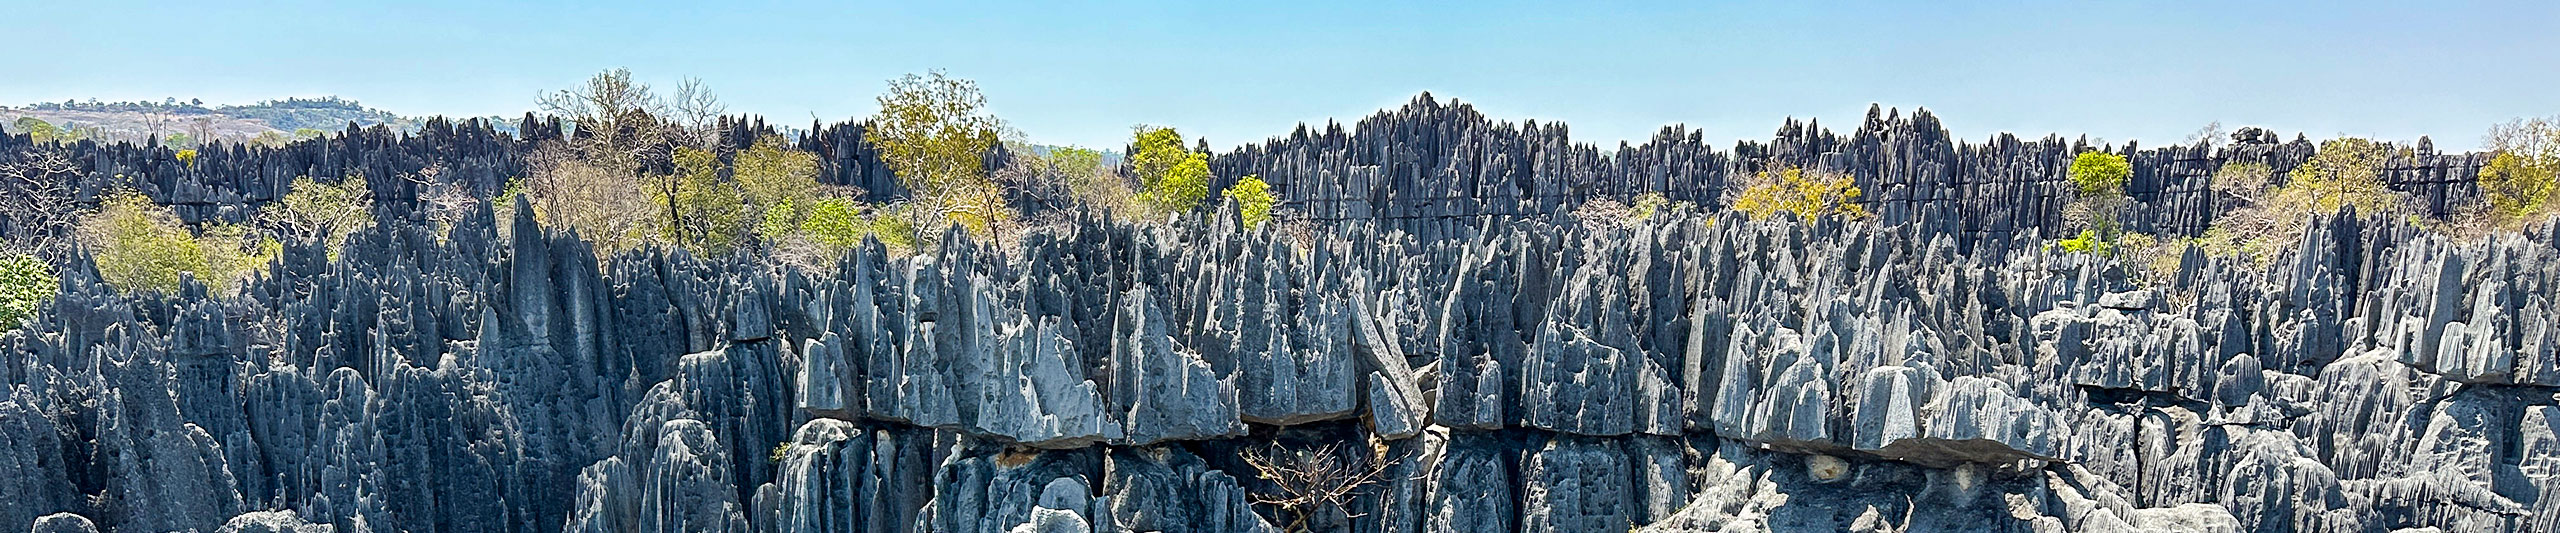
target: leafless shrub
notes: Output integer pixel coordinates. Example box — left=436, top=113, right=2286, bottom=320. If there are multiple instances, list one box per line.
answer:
left=0, top=148, right=83, bottom=257
left=517, top=144, right=658, bottom=253
left=1241, top=439, right=1401, bottom=529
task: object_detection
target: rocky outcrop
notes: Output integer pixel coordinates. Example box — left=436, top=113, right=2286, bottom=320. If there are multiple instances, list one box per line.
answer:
left=5, top=106, right=2556, bottom=533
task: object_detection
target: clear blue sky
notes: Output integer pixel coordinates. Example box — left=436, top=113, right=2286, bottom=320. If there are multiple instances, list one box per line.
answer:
left=3, top=1, right=2553, bottom=151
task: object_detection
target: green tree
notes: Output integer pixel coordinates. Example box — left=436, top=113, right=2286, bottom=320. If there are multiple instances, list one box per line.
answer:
left=79, top=190, right=276, bottom=294
left=2069, top=151, right=2132, bottom=198
left=1132, top=127, right=1211, bottom=216
left=2061, top=151, right=2134, bottom=255
left=647, top=147, right=747, bottom=253
left=1726, top=167, right=1868, bottom=221
left=2201, top=138, right=2412, bottom=261
left=1223, top=175, right=1276, bottom=229
left=11, top=117, right=59, bottom=143
left=800, top=197, right=870, bottom=254
left=0, top=252, right=55, bottom=330
left=866, top=71, right=1007, bottom=234
left=732, top=135, right=824, bottom=243
left=268, top=175, right=376, bottom=257
left=2477, top=116, right=2560, bottom=227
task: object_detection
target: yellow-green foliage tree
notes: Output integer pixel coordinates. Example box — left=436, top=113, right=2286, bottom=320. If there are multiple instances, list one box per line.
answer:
left=2202, top=137, right=2412, bottom=261
left=799, top=199, right=924, bottom=257
left=2059, top=151, right=2134, bottom=255
left=80, top=190, right=276, bottom=294
left=732, top=135, right=824, bottom=242
left=2070, top=151, right=2132, bottom=199
left=2478, top=116, right=2559, bottom=227
left=0, top=252, right=55, bottom=329
left=866, top=71, right=1007, bottom=235
left=268, top=175, right=375, bottom=256
left=1222, top=175, right=1276, bottom=229
left=12, top=117, right=60, bottom=143
left=1727, top=167, right=1868, bottom=221
left=800, top=198, right=870, bottom=254
left=11, top=117, right=91, bottom=144
left=1132, top=127, right=1211, bottom=217
left=649, top=147, right=748, bottom=253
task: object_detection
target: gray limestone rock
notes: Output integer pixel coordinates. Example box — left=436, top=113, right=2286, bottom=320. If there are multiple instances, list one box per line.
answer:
left=212, top=511, right=334, bottom=533
left=25, top=514, right=95, bottom=533
left=1521, top=436, right=1632, bottom=533
left=768, top=419, right=934, bottom=533
left=1008, top=508, right=1092, bottom=533
left=640, top=419, right=750, bottom=533
left=7, top=150, right=2560, bottom=533
left=1427, top=435, right=1514, bottom=533
left=1097, top=447, right=1279, bottom=533
left=1108, top=287, right=1244, bottom=446
left=971, top=316, right=1121, bottom=448
left=796, top=332, right=857, bottom=418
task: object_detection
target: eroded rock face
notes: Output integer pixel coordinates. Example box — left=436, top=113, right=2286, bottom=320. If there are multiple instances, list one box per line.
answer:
left=12, top=161, right=2560, bottom=533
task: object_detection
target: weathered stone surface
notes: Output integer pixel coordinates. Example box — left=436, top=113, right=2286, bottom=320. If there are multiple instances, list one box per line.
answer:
left=1108, top=287, right=1245, bottom=446
left=1097, top=447, right=1279, bottom=533
left=1427, top=434, right=1514, bottom=533
left=7, top=120, right=2559, bottom=533
left=640, top=419, right=750, bottom=533
left=212, top=511, right=334, bottom=533
left=768, top=419, right=934, bottom=533
left=25, top=514, right=95, bottom=533
left=1521, top=436, right=1632, bottom=533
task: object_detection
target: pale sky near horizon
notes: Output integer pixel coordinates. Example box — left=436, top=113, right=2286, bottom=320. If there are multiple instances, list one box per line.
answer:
left=2, top=1, right=2553, bottom=151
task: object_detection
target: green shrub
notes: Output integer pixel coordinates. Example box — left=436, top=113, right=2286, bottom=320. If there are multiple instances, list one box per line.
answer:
left=1627, top=192, right=1670, bottom=221
left=648, top=147, right=747, bottom=254
left=1727, top=167, right=1868, bottom=221
left=2069, top=151, right=2131, bottom=199
left=802, top=198, right=926, bottom=258
left=2199, top=138, right=2412, bottom=262
left=733, top=135, right=824, bottom=243
left=1132, top=127, right=1212, bottom=217
left=869, top=203, right=923, bottom=256
left=0, top=252, right=55, bottom=329
left=2056, top=229, right=2111, bottom=255
left=1222, top=175, right=1276, bottom=229
left=80, top=190, right=276, bottom=294
left=801, top=197, right=870, bottom=254
left=2477, top=117, right=2559, bottom=228
left=269, top=175, right=375, bottom=257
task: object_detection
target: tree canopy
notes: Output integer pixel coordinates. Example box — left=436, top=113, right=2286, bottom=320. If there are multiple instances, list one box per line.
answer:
left=1727, top=167, right=1868, bottom=222
left=867, top=71, right=1007, bottom=234
left=1132, top=126, right=1211, bottom=216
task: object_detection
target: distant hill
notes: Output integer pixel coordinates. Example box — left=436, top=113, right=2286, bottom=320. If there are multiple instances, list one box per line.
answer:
left=2, top=96, right=518, bottom=145
left=211, top=96, right=410, bottom=132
